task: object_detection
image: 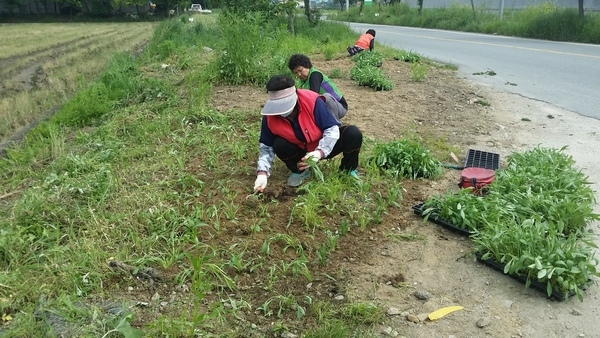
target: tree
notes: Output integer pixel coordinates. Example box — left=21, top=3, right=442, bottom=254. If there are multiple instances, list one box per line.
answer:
left=3, top=0, right=33, bottom=14
left=578, top=0, right=584, bottom=17
left=417, top=0, right=423, bottom=15
left=302, top=0, right=319, bottom=25
left=282, top=0, right=297, bottom=34
left=335, top=0, right=357, bottom=10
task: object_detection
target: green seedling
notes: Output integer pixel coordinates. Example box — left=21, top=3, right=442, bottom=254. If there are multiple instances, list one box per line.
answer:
left=305, top=156, right=324, bottom=182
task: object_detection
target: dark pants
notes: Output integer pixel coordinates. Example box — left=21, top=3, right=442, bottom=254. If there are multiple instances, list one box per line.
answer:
left=347, top=46, right=364, bottom=56
left=273, top=125, right=363, bottom=174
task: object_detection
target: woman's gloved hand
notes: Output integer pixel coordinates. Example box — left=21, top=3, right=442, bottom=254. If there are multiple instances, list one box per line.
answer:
left=253, top=172, right=268, bottom=193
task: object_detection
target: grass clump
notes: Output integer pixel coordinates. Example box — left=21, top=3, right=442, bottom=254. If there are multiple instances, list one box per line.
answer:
left=368, top=139, right=443, bottom=179
left=411, top=62, right=428, bottom=82
left=395, top=50, right=421, bottom=63
left=349, top=51, right=393, bottom=91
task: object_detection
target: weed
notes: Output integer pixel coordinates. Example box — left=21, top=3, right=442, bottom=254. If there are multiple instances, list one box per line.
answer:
left=323, top=45, right=337, bottom=60
left=411, top=62, right=428, bottom=81
left=395, top=50, right=422, bottom=63
left=329, top=68, right=343, bottom=79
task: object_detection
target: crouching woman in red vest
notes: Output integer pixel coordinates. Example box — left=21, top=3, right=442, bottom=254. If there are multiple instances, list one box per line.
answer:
left=253, top=75, right=363, bottom=192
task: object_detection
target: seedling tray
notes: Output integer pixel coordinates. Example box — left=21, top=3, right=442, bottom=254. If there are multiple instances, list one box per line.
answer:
left=464, top=149, right=500, bottom=170
left=475, top=254, right=582, bottom=302
left=412, top=203, right=472, bottom=236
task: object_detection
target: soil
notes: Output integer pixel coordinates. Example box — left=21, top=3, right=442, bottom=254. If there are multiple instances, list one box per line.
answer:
left=209, top=55, right=600, bottom=338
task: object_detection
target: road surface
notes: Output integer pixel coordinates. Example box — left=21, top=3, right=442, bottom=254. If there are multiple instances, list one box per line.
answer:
left=346, top=22, right=600, bottom=120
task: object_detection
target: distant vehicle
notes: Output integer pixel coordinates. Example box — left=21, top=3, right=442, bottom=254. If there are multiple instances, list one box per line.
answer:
left=190, top=4, right=212, bottom=13
left=297, top=1, right=305, bottom=8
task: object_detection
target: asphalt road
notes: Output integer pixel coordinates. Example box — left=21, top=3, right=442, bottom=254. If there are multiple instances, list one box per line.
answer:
left=346, top=22, right=600, bottom=120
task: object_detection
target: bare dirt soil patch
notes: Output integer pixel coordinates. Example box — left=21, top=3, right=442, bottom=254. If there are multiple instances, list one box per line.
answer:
left=210, top=55, right=600, bottom=337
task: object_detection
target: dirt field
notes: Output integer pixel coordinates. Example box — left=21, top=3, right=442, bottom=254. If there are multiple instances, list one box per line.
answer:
left=210, top=55, right=600, bottom=337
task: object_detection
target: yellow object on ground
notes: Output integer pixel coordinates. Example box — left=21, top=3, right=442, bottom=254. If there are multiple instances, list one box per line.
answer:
left=428, top=306, right=464, bottom=321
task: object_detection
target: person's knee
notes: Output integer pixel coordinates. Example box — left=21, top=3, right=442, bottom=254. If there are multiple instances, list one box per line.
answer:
left=343, top=125, right=363, bottom=147
left=345, top=125, right=362, bottom=139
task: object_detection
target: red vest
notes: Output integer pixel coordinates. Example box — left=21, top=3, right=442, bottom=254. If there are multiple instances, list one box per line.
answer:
left=266, top=89, right=323, bottom=151
left=355, top=33, right=374, bottom=50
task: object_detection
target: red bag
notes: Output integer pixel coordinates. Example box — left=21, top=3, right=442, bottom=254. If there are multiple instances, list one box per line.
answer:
left=458, top=167, right=495, bottom=195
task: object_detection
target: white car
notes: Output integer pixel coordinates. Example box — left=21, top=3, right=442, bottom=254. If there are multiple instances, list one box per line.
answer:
left=190, top=4, right=212, bottom=13
left=296, top=1, right=305, bottom=8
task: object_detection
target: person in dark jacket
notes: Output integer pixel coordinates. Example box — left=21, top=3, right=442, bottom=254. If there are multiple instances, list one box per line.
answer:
left=347, top=29, right=376, bottom=56
left=253, top=75, right=363, bottom=192
left=288, top=54, right=348, bottom=122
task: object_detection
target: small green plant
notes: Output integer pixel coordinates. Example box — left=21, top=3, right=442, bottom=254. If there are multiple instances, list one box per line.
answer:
left=368, top=138, right=443, bottom=179
left=339, top=220, right=350, bottom=235
left=323, top=45, right=336, bottom=60
left=329, top=68, right=343, bottom=79
left=410, top=62, right=428, bottom=82
left=250, top=221, right=263, bottom=233
left=340, top=302, right=384, bottom=325
left=349, top=65, right=393, bottom=91
left=316, top=244, right=329, bottom=265
left=395, top=50, right=421, bottom=63
left=351, top=51, right=384, bottom=68
left=349, top=51, right=393, bottom=91
left=101, top=314, right=145, bottom=338
left=305, top=157, right=324, bottom=182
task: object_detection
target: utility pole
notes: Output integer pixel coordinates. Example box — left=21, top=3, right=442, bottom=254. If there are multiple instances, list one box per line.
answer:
left=499, top=0, right=504, bottom=20
left=346, top=0, right=349, bottom=10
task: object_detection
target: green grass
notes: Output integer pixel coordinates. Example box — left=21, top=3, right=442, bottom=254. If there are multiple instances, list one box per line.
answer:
left=0, top=15, right=430, bottom=337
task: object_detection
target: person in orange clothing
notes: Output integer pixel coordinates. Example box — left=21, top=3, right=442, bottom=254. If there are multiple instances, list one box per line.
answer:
left=347, top=29, right=376, bottom=56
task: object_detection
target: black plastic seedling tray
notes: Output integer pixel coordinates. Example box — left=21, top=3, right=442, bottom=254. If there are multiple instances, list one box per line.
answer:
left=413, top=203, right=588, bottom=301
left=412, top=203, right=472, bottom=236
left=464, top=149, right=500, bottom=170
left=475, top=254, right=583, bottom=302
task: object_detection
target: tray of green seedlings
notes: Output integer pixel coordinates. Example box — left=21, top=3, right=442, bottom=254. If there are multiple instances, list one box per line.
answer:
left=414, top=188, right=499, bottom=236
left=412, top=201, right=472, bottom=236
left=472, top=217, right=596, bottom=301
left=421, top=146, right=600, bottom=300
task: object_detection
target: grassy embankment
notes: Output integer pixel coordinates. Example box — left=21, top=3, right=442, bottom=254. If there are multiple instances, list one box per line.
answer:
left=0, top=14, right=441, bottom=337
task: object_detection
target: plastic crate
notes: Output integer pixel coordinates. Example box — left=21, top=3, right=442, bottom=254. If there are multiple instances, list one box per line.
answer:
left=464, top=149, right=500, bottom=170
